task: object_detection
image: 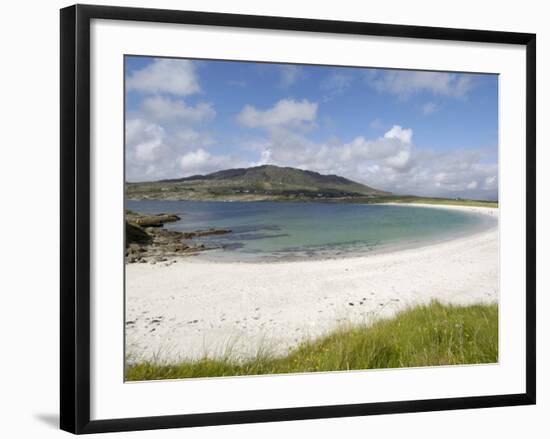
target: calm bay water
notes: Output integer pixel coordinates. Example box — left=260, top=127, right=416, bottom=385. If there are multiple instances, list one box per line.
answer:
left=126, top=200, right=496, bottom=262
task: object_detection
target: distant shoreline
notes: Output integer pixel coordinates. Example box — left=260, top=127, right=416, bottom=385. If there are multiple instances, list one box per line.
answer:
left=127, top=194, right=498, bottom=208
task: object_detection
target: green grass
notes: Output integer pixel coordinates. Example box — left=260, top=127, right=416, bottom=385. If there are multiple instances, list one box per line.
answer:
left=125, top=301, right=498, bottom=381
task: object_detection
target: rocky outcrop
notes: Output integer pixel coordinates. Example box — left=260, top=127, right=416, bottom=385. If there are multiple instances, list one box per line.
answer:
left=126, top=221, right=152, bottom=246
left=125, top=210, right=180, bottom=227
left=125, top=210, right=231, bottom=264
left=181, top=228, right=231, bottom=239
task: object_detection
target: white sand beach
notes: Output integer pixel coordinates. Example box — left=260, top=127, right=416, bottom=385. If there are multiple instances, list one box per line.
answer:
left=125, top=204, right=498, bottom=363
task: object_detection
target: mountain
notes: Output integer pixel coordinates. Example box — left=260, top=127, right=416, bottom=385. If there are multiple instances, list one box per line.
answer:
left=126, top=165, right=390, bottom=201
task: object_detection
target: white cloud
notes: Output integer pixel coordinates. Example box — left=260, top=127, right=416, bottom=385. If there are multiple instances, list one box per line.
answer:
left=179, top=148, right=246, bottom=176
left=384, top=125, right=413, bottom=144
left=125, top=107, right=224, bottom=181
left=279, top=65, right=304, bottom=88
left=383, top=149, right=412, bottom=170
left=126, top=106, right=244, bottom=180
left=338, top=128, right=411, bottom=166
left=136, top=139, right=162, bottom=162
left=126, top=119, right=165, bottom=162
left=179, top=148, right=211, bottom=170
left=140, top=96, right=215, bottom=123
left=125, top=59, right=249, bottom=181
left=126, top=115, right=243, bottom=180
left=125, top=119, right=169, bottom=179
left=257, top=149, right=272, bottom=165
left=367, top=70, right=475, bottom=99
left=237, top=99, right=318, bottom=130
left=126, top=59, right=200, bottom=96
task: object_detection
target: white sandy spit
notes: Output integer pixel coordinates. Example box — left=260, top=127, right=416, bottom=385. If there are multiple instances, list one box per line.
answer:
left=126, top=204, right=498, bottom=363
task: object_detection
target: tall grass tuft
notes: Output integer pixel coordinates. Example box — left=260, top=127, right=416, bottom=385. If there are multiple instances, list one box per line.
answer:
left=125, top=301, right=498, bottom=381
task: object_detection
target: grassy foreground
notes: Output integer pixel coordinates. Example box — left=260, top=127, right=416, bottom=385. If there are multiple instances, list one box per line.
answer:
left=126, top=301, right=498, bottom=381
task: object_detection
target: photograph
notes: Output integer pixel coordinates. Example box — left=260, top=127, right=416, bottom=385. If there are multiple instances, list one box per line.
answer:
left=124, top=56, right=500, bottom=381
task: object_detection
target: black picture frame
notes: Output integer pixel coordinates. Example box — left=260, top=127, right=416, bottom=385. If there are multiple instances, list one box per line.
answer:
left=60, top=4, right=536, bottom=434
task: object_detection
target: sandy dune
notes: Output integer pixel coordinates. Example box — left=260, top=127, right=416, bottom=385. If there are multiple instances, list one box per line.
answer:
left=125, top=205, right=498, bottom=363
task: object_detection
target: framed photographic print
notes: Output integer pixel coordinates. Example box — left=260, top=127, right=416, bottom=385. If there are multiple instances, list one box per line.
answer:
left=60, top=4, right=536, bottom=434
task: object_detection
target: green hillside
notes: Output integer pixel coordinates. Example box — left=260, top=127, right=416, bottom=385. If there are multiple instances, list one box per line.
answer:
left=126, top=165, right=389, bottom=201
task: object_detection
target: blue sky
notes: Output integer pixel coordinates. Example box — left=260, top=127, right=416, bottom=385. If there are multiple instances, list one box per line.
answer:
left=125, top=56, right=498, bottom=200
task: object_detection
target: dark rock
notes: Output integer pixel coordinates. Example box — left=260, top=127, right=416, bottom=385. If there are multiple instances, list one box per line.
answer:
left=126, top=211, right=181, bottom=227
left=167, top=243, right=189, bottom=252
left=125, top=211, right=229, bottom=263
left=181, top=228, right=231, bottom=239
left=126, top=222, right=151, bottom=246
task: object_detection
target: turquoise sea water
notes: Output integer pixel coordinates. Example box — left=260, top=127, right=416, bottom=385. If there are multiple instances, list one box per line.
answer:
left=126, top=200, right=496, bottom=262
